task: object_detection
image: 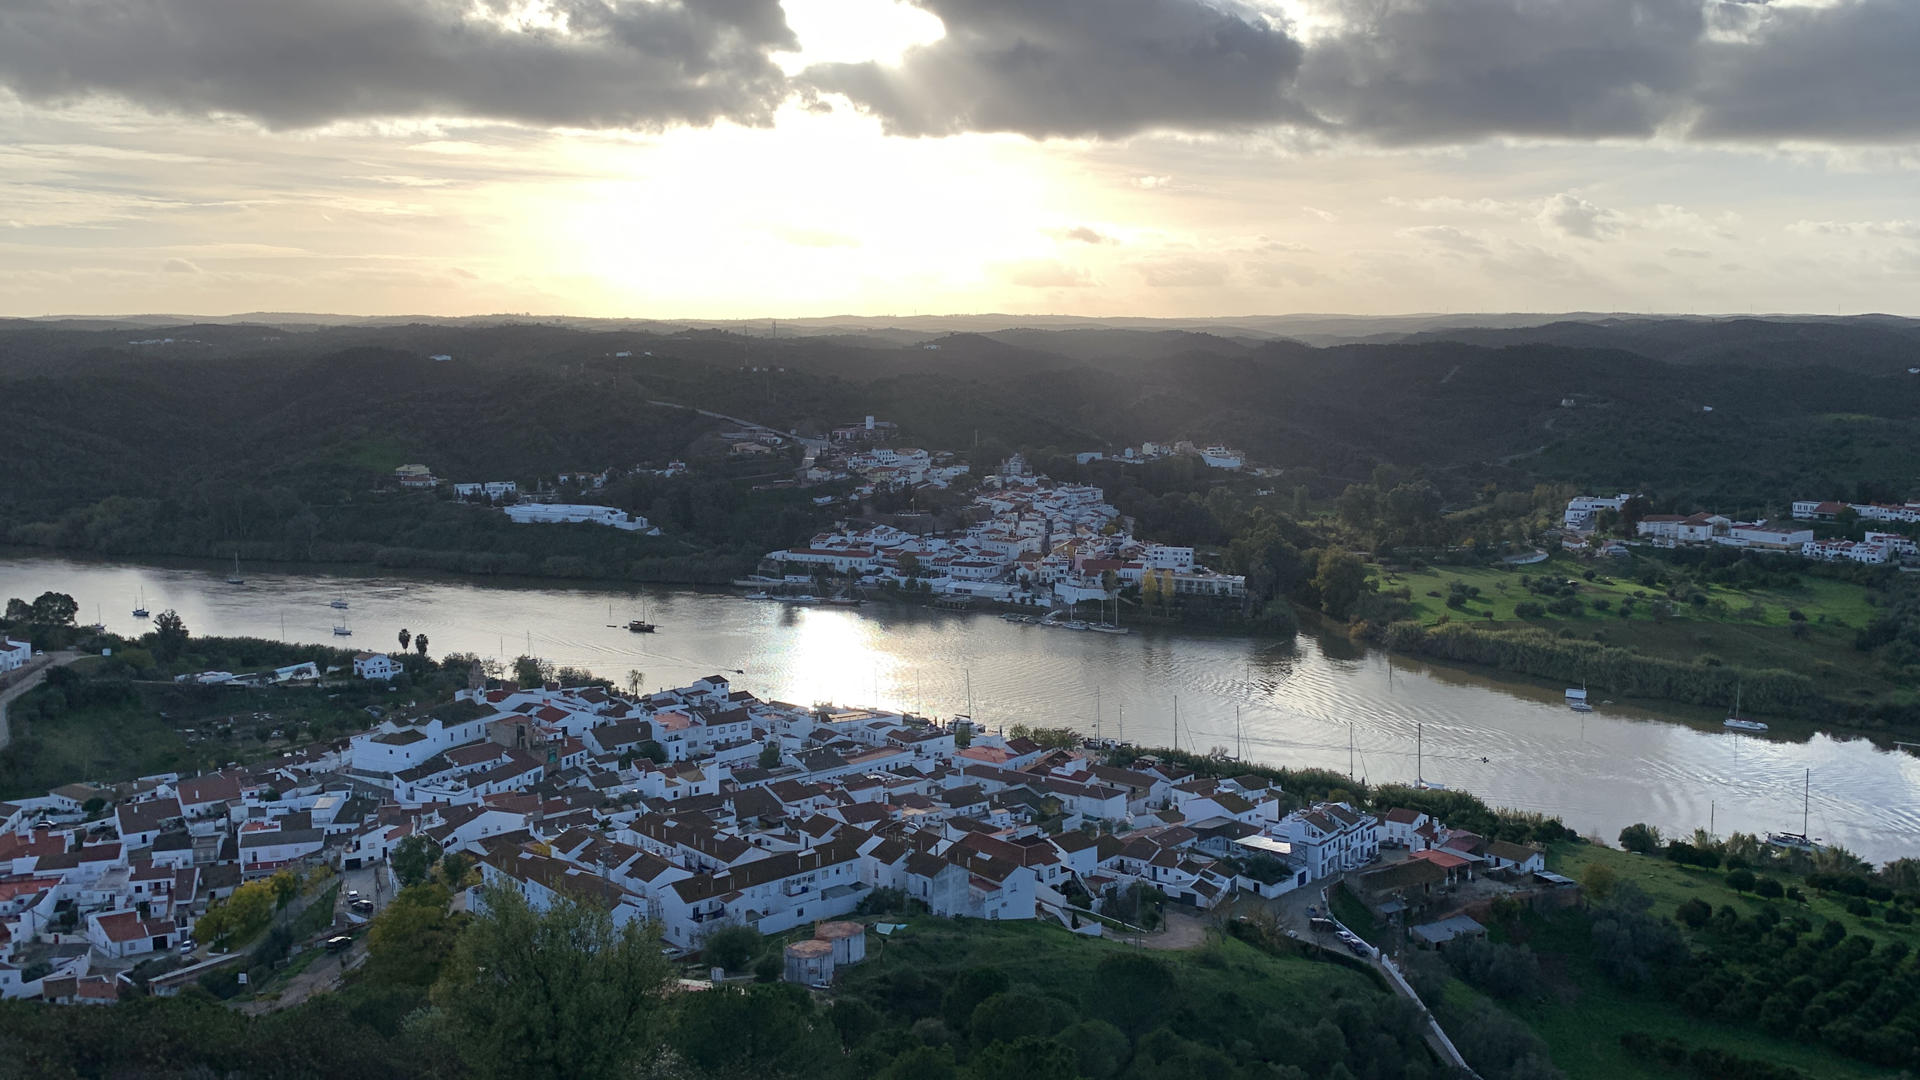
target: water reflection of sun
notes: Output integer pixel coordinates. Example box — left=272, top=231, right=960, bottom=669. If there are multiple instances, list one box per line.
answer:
left=775, top=610, right=902, bottom=711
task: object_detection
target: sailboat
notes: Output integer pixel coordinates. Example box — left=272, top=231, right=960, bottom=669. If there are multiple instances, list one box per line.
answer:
left=626, top=594, right=656, bottom=633
left=88, top=604, right=106, bottom=632
left=329, top=598, right=349, bottom=610
left=1722, top=682, right=1768, bottom=732
left=132, top=589, right=149, bottom=619
left=1766, top=769, right=1823, bottom=851
left=1089, top=594, right=1130, bottom=634
left=225, top=552, right=245, bottom=586
left=332, top=614, right=352, bottom=637
left=1565, top=681, right=1592, bottom=712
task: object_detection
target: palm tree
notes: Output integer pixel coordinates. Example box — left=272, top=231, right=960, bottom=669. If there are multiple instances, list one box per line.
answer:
left=625, top=669, right=645, bottom=697
left=414, top=633, right=429, bottom=658
left=398, top=627, right=412, bottom=652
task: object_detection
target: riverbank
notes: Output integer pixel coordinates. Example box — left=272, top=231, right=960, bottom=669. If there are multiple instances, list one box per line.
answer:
left=4, top=552, right=1917, bottom=861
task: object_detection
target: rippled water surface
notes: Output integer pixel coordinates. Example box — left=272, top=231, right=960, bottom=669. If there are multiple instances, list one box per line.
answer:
left=5, top=554, right=1917, bottom=862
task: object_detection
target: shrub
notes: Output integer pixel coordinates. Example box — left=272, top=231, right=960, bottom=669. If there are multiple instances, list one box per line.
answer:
left=1619, top=823, right=1664, bottom=855
left=1675, top=899, right=1713, bottom=929
left=1727, top=869, right=1756, bottom=893
left=703, top=925, right=761, bottom=972
left=1754, top=877, right=1784, bottom=899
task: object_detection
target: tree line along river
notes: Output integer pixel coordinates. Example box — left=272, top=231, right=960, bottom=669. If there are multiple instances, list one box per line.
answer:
left=3, top=553, right=1917, bottom=864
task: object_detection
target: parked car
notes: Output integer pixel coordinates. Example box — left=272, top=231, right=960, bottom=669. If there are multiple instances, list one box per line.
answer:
left=325, top=935, right=353, bottom=953
left=177, top=938, right=196, bottom=954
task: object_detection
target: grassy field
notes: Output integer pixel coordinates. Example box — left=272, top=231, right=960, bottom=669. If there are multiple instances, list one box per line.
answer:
left=1378, top=555, right=1902, bottom=705
left=1477, top=843, right=1916, bottom=1080
left=0, top=681, right=376, bottom=798
left=1386, top=555, right=1875, bottom=631
left=834, top=915, right=1383, bottom=1019
left=1549, top=844, right=1919, bottom=948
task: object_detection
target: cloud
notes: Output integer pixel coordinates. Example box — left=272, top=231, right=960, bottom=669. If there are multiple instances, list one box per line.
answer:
left=1295, top=0, right=1705, bottom=145
left=0, top=0, right=797, bottom=130
left=806, top=0, right=1920, bottom=147
left=777, top=226, right=861, bottom=248
left=1056, top=226, right=1113, bottom=245
left=1398, top=225, right=1488, bottom=255
left=1788, top=219, right=1920, bottom=239
left=1139, top=258, right=1229, bottom=287
left=1538, top=192, right=1624, bottom=240
left=1135, top=175, right=1173, bottom=189
left=805, top=0, right=1310, bottom=138
left=161, top=257, right=202, bottom=274
left=1665, top=247, right=1711, bottom=259
left=1691, top=0, right=1920, bottom=142
left=1300, top=206, right=1338, bottom=222
left=996, top=258, right=1095, bottom=288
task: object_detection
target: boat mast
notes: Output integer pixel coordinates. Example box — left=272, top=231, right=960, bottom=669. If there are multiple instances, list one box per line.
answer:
left=1094, top=687, right=1101, bottom=740
left=1173, top=696, right=1180, bottom=753
left=1417, top=720, right=1424, bottom=786
left=1803, top=768, right=1810, bottom=837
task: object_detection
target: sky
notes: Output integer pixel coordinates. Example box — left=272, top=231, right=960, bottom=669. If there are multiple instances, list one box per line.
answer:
left=2, top=0, right=1919, bottom=320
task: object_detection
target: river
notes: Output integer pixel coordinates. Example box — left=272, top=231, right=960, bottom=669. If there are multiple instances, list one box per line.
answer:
left=4, top=554, right=1917, bottom=863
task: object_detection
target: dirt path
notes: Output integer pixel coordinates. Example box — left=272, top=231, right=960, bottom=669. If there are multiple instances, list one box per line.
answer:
left=1138, top=910, right=1212, bottom=950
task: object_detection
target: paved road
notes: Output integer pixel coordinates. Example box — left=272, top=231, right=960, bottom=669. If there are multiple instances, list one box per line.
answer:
left=0, top=651, right=80, bottom=751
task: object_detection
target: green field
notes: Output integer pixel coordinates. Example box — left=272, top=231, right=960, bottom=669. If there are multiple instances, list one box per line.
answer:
left=1387, top=556, right=1875, bottom=631
left=1378, top=556, right=1901, bottom=705
left=0, top=681, right=379, bottom=798
left=1493, top=844, right=1914, bottom=1080
left=1550, top=844, right=1918, bottom=948
left=834, top=915, right=1380, bottom=1015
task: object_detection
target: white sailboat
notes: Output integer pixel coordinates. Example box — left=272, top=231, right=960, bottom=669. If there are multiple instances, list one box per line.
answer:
left=225, top=552, right=245, bottom=586
left=1767, top=769, right=1823, bottom=852
left=1722, top=682, right=1768, bottom=732
left=132, top=589, right=148, bottom=619
left=332, top=614, right=352, bottom=637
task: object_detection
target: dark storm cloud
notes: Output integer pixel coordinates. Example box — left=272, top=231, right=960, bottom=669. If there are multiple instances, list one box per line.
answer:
left=803, top=0, right=1311, bottom=138
left=3, top=0, right=1917, bottom=146
left=808, top=0, right=1920, bottom=147
left=1692, top=0, right=1920, bottom=141
left=1293, top=0, right=1706, bottom=144
left=0, top=0, right=797, bottom=130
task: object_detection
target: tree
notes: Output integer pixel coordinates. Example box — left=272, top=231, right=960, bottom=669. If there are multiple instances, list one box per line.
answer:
left=757, top=742, right=783, bottom=769
left=703, top=924, right=761, bottom=972
left=391, top=835, right=443, bottom=889
left=151, top=609, right=189, bottom=661
left=439, top=851, right=473, bottom=888
left=398, top=628, right=412, bottom=653
left=1619, top=823, right=1664, bottom=854
left=1727, top=868, right=1756, bottom=893
left=1092, top=952, right=1176, bottom=1039
left=1311, top=549, right=1368, bottom=620
left=514, top=655, right=551, bottom=688
left=268, top=870, right=299, bottom=909
left=28, top=591, right=78, bottom=627
left=670, top=982, right=840, bottom=1078
left=414, top=633, right=429, bottom=658
left=1582, top=861, right=1619, bottom=901
left=365, top=883, right=460, bottom=987
left=625, top=669, right=645, bottom=697
left=433, top=882, right=671, bottom=1080
left=1675, top=898, right=1713, bottom=928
